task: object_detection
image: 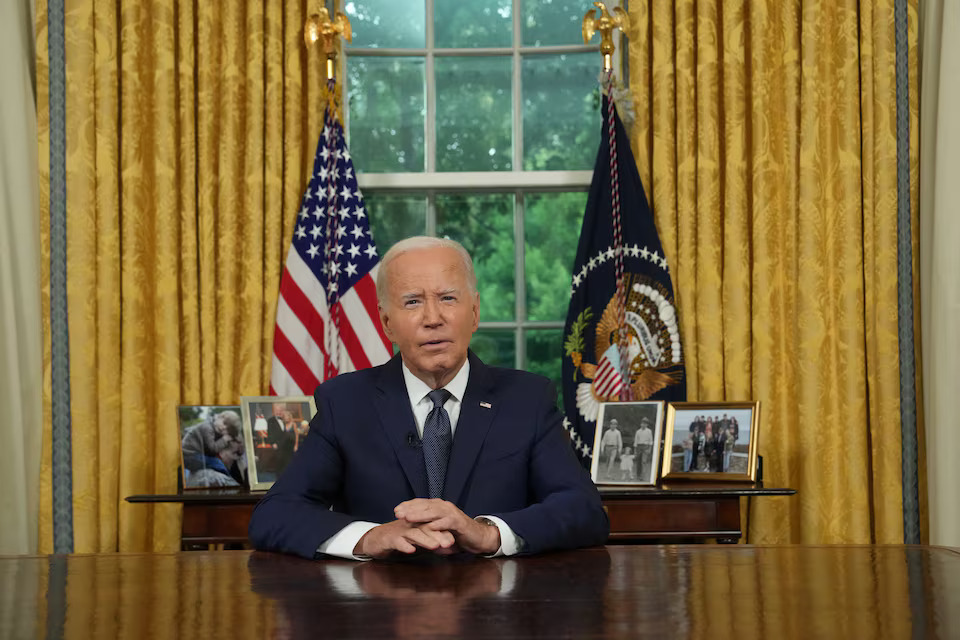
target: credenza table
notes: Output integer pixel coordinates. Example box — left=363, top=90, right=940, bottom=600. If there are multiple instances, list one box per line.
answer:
left=126, top=484, right=795, bottom=548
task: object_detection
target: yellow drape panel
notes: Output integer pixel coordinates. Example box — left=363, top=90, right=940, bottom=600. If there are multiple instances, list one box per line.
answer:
left=629, top=0, right=921, bottom=543
left=37, top=0, right=330, bottom=552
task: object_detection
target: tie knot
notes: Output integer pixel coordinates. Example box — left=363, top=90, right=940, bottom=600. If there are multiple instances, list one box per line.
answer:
left=427, top=388, right=452, bottom=409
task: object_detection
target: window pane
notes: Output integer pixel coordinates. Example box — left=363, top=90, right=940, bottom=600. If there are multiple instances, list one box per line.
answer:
left=470, top=329, right=515, bottom=368
left=365, top=194, right=427, bottom=256
left=436, top=56, right=512, bottom=171
left=522, top=52, right=599, bottom=170
left=435, top=194, right=515, bottom=322
left=526, top=329, right=564, bottom=403
left=524, top=192, right=586, bottom=321
left=347, top=57, right=425, bottom=172
left=434, top=0, right=512, bottom=48
left=522, top=0, right=589, bottom=46
left=344, top=0, right=425, bottom=48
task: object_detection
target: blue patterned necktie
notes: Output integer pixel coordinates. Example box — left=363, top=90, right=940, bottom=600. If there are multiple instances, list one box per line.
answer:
left=422, top=388, right=453, bottom=499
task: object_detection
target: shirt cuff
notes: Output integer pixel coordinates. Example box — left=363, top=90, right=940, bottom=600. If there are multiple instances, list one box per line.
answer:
left=316, top=521, right=379, bottom=560
left=477, top=515, right=524, bottom=557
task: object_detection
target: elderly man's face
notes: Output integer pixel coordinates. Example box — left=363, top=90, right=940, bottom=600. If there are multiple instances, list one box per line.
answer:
left=379, top=246, right=479, bottom=387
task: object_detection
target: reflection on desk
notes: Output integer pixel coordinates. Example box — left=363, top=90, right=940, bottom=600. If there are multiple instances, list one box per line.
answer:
left=2, top=545, right=959, bottom=639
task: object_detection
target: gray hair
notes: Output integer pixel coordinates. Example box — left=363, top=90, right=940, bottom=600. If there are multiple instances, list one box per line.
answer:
left=376, top=236, right=478, bottom=304
left=215, top=410, right=242, bottom=438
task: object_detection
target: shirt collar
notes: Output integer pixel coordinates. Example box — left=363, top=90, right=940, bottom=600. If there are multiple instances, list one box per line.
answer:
left=401, top=357, right=471, bottom=407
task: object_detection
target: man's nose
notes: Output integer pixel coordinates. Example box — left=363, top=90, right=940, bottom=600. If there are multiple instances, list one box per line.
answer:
left=422, top=298, right=443, bottom=325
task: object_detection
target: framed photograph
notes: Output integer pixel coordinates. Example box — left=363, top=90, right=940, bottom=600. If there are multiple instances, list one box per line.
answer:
left=241, top=395, right=318, bottom=490
left=661, top=401, right=761, bottom=482
left=590, top=401, right=665, bottom=485
left=177, top=405, right=248, bottom=489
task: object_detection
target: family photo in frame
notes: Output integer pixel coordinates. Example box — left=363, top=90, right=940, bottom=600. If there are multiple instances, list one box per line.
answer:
left=176, top=405, right=247, bottom=489
left=661, top=401, right=760, bottom=482
left=241, top=395, right=317, bottom=490
left=590, top=401, right=665, bottom=486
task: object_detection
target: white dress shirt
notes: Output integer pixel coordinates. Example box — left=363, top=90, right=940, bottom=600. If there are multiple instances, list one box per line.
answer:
left=317, top=358, right=524, bottom=559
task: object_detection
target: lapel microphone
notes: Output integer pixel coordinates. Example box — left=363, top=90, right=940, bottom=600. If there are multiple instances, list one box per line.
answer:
left=406, top=432, right=421, bottom=448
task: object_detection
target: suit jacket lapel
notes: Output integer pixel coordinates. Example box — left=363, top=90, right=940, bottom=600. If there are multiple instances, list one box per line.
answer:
left=374, top=354, right=428, bottom=498
left=444, top=351, right=498, bottom=503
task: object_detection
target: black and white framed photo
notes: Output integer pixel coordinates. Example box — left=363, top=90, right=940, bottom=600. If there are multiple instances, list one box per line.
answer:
left=661, top=401, right=761, bottom=482
left=590, top=401, right=665, bottom=485
left=241, top=395, right=317, bottom=490
left=177, top=405, right=247, bottom=489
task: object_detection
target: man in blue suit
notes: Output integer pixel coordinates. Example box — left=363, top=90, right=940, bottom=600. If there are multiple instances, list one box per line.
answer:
left=249, top=236, right=609, bottom=560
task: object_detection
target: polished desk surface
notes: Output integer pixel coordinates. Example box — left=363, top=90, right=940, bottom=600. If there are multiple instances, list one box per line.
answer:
left=3, top=545, right=958, bottom=639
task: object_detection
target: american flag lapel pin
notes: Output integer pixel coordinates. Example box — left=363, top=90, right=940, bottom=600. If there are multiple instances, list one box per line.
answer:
left=479, top=401, right=492, bottom=409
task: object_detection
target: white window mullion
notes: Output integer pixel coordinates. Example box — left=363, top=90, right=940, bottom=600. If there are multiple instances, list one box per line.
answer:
left=512, top=0, right=523, bottom=173
left=425, top=0, right=436, bottom=173
left=426, top=191, right=437, bottom=236
left=514, top=191, right=526, bottom=370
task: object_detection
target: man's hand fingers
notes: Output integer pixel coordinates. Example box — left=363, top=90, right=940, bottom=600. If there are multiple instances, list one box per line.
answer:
left=394, top=498, right=463, bottom=524
left=394, top=498, right=444, bottom=520
left=420, top=517, right=458, bottom=532
left=403, top=526, right=455, bottom=551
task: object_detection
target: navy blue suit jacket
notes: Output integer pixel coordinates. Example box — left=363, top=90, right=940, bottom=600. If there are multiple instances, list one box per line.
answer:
left=248, top=352, right=609, bottom=559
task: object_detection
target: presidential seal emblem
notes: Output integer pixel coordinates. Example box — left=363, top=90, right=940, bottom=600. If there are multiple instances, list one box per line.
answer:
left=565, top=269, right=684, bottom=424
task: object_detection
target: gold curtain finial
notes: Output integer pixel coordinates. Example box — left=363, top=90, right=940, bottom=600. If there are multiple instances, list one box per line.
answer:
left=581, top=2, right=629, bottom=72
left=304, top=8, right=353, bottom=81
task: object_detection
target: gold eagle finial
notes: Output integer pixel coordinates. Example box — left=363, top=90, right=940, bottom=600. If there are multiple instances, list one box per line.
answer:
left=304, top=8, right=353, bottom=80
left=582, top=2, right=630, bottom=71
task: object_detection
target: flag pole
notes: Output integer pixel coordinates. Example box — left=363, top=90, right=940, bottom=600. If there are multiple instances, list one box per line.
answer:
left=583, top=2, right=633, bottom=400
left=581, top=1, right=629, bottom=73
left=304, top=6, right=353, bottom=119
left=304, top=6, right=353, bottom=80
left=302, top=7, right=354, bottom=379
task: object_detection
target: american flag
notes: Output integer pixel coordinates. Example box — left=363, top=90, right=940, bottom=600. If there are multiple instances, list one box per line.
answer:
left=270, top=106, right=393, bottom=395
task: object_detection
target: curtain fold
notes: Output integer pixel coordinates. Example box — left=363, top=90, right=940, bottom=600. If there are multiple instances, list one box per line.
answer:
left=37, top=0, right=329, bottom=552
left=628, top=0, right=921, bottom=543
left=920, top=0, right=960, bottom=548
left=0, top=0, right=42, bottom=555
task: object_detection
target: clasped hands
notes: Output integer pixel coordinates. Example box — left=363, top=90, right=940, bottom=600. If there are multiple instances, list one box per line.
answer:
left=353, top=499, right=501, bottom=559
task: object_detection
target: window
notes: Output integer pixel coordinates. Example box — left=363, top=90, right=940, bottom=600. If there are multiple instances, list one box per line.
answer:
left=344, top=0, right=622, bottom=393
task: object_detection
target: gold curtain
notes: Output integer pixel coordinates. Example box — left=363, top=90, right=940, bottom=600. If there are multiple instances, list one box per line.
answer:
left=628, top=0, right=921, bottom=543
left=36, top=1, right=330, bottom=552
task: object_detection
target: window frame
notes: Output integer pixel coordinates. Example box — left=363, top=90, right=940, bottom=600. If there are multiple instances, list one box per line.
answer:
left=341, top=0, right=625, bottom=372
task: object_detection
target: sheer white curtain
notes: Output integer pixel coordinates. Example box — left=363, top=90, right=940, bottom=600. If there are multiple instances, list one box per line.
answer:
left=0, top=0, right=41, bottom=555
left=921, top=0, right=960, bottom=548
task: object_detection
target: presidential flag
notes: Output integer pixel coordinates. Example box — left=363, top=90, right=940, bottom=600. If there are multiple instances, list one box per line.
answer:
left=270, top=100, right=392, bottom=395
left=562, top=83, right=686, bottom=464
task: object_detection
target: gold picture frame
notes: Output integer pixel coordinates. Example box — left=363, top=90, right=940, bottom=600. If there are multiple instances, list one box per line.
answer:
left=176, top=405, right=247, bottom=490
left=661, top=401, right=760, bottom=482
left=241, top=395, right=317, bottom=491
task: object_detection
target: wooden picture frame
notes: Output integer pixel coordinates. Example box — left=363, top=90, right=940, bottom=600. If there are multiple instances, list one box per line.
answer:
left=590, top=401, right=665, bottom=486
left=241, top=395, right=317, bottom=491
left=176, top=405, right=247, bottom=489
left=661, top=401, right=760, bottom=482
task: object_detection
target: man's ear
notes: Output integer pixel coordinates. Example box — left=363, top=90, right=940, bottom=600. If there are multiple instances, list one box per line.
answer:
left=470, top=293, right=480, bottom=331
left=378, top=304, right=394, bottom=341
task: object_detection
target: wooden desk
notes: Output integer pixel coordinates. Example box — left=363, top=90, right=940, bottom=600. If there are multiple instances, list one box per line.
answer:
left=127, top=485, right=794, bottom=548
left=3, top=545, right=958, bottom=639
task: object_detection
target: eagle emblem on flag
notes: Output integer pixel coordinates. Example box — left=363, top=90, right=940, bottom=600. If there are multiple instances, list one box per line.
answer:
left=566, top=270, right=684, bottom=425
